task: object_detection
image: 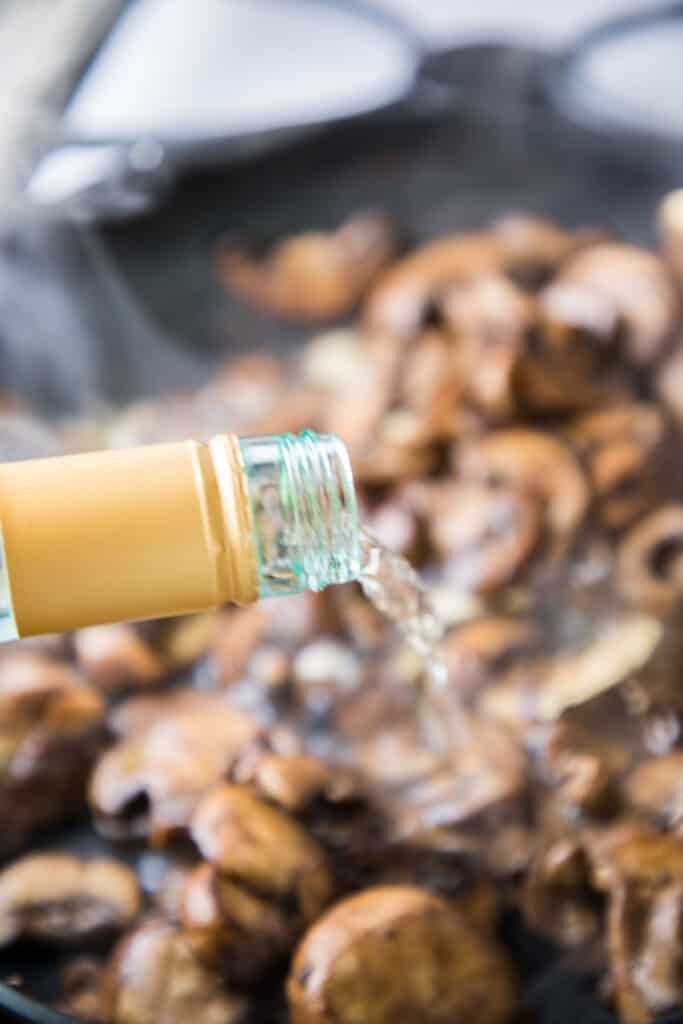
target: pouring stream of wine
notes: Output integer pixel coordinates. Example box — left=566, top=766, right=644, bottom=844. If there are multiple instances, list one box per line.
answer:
left=359, top=527, right=469, bottom=750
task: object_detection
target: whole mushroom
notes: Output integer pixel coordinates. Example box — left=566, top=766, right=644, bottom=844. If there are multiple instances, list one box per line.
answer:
left=287, top=885, right=518, bottom=1024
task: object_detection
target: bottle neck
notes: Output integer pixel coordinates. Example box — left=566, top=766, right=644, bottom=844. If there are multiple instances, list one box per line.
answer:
left=239, top=430, right=361, bottom=597
left=0, top=429, right=360, bottom=639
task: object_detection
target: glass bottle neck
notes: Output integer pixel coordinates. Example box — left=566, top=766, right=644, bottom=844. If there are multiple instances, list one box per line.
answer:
left=239, top=430, right=361, bottom=597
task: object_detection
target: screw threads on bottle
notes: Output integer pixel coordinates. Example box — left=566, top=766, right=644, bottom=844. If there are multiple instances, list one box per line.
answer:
left=239, top=430, right=360, bottom=597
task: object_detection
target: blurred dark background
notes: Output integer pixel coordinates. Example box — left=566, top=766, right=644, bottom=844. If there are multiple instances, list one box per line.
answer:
left=0, top=0, right=679, bottom=415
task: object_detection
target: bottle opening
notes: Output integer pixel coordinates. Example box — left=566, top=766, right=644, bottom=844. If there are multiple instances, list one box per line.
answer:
left=239, top=430, right=360, bottom=597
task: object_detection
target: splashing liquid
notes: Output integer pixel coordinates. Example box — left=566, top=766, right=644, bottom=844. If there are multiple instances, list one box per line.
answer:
left=358, top=528, right=468, bottom=750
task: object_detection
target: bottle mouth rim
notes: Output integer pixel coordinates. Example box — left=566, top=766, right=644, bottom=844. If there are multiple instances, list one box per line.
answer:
left=239, top=430, right=361, bottom=597
left=278, top=430, right=361, bottom=591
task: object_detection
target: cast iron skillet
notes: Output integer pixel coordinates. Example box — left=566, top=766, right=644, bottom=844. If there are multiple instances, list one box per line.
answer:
left=3, top=17, right=683, bottom=1024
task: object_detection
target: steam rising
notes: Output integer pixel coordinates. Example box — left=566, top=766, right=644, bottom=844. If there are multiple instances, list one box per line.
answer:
left=0, top=205, right=205, bottom=416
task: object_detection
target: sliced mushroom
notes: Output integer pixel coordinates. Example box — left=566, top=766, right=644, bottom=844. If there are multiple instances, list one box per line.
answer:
left=74, top=624, right=167, bottom=693
left=397, top=329, right=463, bottom=438
left=437, top=615, right=538, bottom=706
left=422, top=479, right=542, bottom=592
left=658, top=189, right=683, bottom=283
left=492, top=213, right=602, bottom=286
left=517, top=280, right=624, bottom=413
left=216, top=212, right=396, bottom=320
left=287, top=885, right=518, bottom=1024
left=617, top=505, right=683, bottom=615
left=483, top=613, right=661, bottom=725
left=364, top=232, right=504, bottom=337
left=625, top=752, right=683, bottom=826
left=540, top=719, right=616, bottom=815
left=190, top=784, right=334, bottom=922
left=0, top=853, right=140, bottom=946
left=562, top=243, right=679, bottom=364
left=567, top=403, right=665, bottom=528
left=292, top=638, right=362, bottom=718
left=61, top=957, right=109, bottom=1023
left=457, top=428, right=589, bottom=554
left=393, top=713, right=528, bottom=840
left=655, top=343, right=683, bottom=424
left=0, top=654, right=104, bottom=856
left=105, top=918, right=245, bottom=1024
left=524, top=838, right=599, bottom=946
left=180, top=862, right=292, bottom=981
left=160, top=613, right=220, bottom=671
left=244, top=752, right=358, bottom=813
left=351, top=432, right=439, bottom=487
left=106, top=690, right=218, bottom=738
left=303, top=329, right=398, bottom=451
left=209, top=604, right=275, bottom=685
left=442, top=273, right=533, bottom=417
left=90, top=696, right=260, bottom=841
left=586, top=824, right=683, bottom=1024
left=539, top=279, right=620, bottom=349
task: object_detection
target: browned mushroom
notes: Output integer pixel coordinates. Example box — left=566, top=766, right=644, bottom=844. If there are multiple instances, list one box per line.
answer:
left=517, top=280, right=625, bottom=413
left=190, top=784, right=334, bottom=922
left=0, top=853, right=140, bottom=946
left=440, top=615, right=538, bottom=698
left=90, top=695, right=260, bottom=841
left=655, top=343, right=683, bottom=423
left=391, top=713, right=528, bottom=853
left=567, top=403, right=665, bottom=528
left=481, top=613, right=662, bottom=726
left=421, top=479, right=542, bottom=592
left=523, top=838, right=599, bottom=946
left=292, top=637, right=363, bottom=718
left=624, top=751, right=683, bottom=825
left=105, top=918, right=245, bottom=1024
left=61, top=957, right=109, bottom=1023
left=106, top=689, right=218, bottom=738
left=216, top=212, right=396, bottom=321
left=540, top=719, right=616, bottom=815
left=160, top=613, right=221, bottom=671
left=342, top=331, right=461, bottom=485
left=301, top=329, right=398, bottom=452
left=364, top=232, right=504, bottom=337
left=351, top=433, right=439, bottom=487
left=562, top=243, right=679, bottom=364
left=208, top=604, right=276, bottom=685
left=492, top=213, right=602, bottom=286
left=180, top=862, right=291, bottom=981
left=243, top=752, right=358, bottom=813
left=396, top=329, right=463, bottom=438
left=74, top=624, right=167, bottom=693
left=457, top=428, right=589, bottom=554
left=441, top=273, right=533, bottom=417
left=658, top=189, right=683, bottom=283
left=585, top=824, right=683, bottom=1024
left=0, top=654, right=104, bottom=856
left=287, top=885, right=518, bottom=1024
left=362, top=498, right=423, bottom=566
left=538, top=278, right=620, bottom=350
left=617, top=505, right=683, bottom=615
